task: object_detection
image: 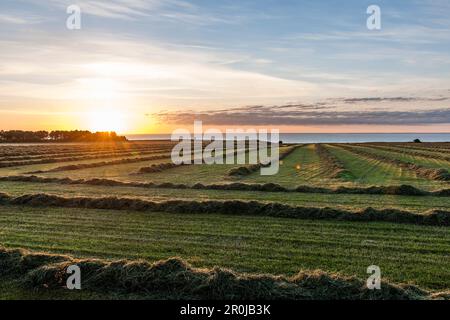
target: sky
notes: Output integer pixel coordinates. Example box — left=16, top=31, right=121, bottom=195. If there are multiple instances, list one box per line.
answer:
left=0, top=0, right=449, bottom=134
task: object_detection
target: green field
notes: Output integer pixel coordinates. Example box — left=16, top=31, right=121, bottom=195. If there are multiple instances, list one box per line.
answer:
left=0, top=141, right=449, bottom=299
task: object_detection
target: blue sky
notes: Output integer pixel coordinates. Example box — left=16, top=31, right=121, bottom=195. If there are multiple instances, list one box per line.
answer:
left=0, top=0, right=449, bottom=132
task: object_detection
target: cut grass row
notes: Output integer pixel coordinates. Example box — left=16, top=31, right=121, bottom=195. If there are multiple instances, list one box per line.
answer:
left=0, top=141, right=174, bottom=157
left=345, top=144, right=450, bottom=172
left=357, top=144, right=450, bottom=163
left=0, top=205, right=448, bottom=290
left=238, top=144, right=334, bottom=187
left=22, top=143, right=447, bottom=189
left=137, top=146, right=263, bottom=175
left=314, top=144, right=353, bottom=179
left=228, top=145, right=300, bottom=176
left=335, top=144, right=450, bottom=182
left=393, top=142, right=450, bottom=154
left=0, top=155, right=173, bottom=177
left=1, top=180, right=449, bottom=212
left=15, top=146, right=262, bottom=177
left=1, top=192, right=448, bottom=226
left=0, top=145, right=175, bottom=162
left=27, top=153, right=173, bottom=174
left=35, top=155, right=261, bottom=185
left=2, top=246, right=444, bottom=300
left=317, top=145, right=447, bottom=189
left=2, top=142, right=448, bottom=189
left=0, top=146, right=178, bottom=169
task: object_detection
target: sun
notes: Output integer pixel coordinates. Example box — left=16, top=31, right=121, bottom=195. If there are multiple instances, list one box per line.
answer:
left=87, top=109, right=126, bottom=133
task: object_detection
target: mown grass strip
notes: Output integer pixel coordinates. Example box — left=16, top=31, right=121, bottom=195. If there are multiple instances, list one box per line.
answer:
left=392, top=143, right=450, bottom=154
left=337, top=144, right=450, bottom=181
left=228, top=145, right=300, bottom=176
left=2, top=246, right=442, bottom=300
left=25, top=154, right=172, bottom=174
left=1, top=206, right=449, bottom=290
left=0, top=146, right=174, bottom=163
left=2, top=175, right=449, bottom=197
left=358, top=144, right=450, bottom=163
left=315, top=144, right=353, bottom=179
left=0, top=192, right=449, bottom=226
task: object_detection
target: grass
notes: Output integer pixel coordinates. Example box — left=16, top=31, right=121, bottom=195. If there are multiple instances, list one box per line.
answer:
left=0, top=180, right=450, bottom=212
left=328, top=145, right=450, bottom=189
left=0, top=141, right=449, bottom=299
left=345, top=144, right=450, bottom=171
left=364, top=143, right=450, bottom=159
left=0, top=205, right=448, bottom=291
left=239, top=145, right=333, bottom=187
left=0, top=278, right=109, bottom=299
left=0, top=153, right=171, bottom=176
left=2, top=246, right=438, bottom=300
left=30, top=143, right=450, bottom=189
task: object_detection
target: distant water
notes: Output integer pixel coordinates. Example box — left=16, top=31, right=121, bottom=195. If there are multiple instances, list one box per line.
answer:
left=126, top=133, right=450, bottom=143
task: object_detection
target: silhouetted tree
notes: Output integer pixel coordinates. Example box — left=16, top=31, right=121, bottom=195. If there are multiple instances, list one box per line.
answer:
left=0, top=130, right=126, bottom=143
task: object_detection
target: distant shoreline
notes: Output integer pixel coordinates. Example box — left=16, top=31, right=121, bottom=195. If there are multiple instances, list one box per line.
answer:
left=1, top=132, right=449, bottom=144
left=126, top=133, right=450, bottom=143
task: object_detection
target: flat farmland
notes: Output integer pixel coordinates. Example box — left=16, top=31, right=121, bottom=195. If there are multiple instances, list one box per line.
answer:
left=0, top=141, right=449, bottom=299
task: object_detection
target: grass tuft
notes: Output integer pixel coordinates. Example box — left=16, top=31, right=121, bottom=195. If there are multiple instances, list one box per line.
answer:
left=0, top=246, right=439, bottom=300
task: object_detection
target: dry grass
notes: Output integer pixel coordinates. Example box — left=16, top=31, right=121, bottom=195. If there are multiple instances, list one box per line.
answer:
left=315, top=144, right=353, bottom=179
left=228, top=145, right=300, bottom=176
left=2, top=175, right=449, bottom=196
left=338, top=145, right=450, bottom=181
left=1, top=246, right=442, bottom=300
left=0, top=192, right=449, bottom=226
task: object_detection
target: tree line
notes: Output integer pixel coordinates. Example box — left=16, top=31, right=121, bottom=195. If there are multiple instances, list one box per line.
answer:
left=0, top=130, right=127, bottom=143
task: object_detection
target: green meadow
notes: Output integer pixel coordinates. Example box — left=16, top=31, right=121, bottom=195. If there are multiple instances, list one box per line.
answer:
left=0, top=141, right=449, bottom=299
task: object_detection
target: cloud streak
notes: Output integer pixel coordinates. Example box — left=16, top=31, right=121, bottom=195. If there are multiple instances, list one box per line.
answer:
left=152, top=103, right=450, bottom=126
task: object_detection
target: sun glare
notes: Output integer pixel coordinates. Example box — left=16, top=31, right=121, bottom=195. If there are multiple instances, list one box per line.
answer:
left=87, top=110, right=126, bottom=133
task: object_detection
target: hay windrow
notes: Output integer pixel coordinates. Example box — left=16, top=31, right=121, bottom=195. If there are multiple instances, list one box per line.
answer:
left=338, top=144, right=450, bottom=181
left=135, top=147, right=260, bottom=175
left=228, top=145, right=300, bottom=177
left=137, top=162, right=184, bottom=173
left=26, top=154, right=171, bottom=174
left=0, top=192, right=448, bottom=226
left=315, top=144, right=353, bottom=179
left=1, top=175, right=449, bottom=197
left=0, top=147, right=175, bottom=169
left=0, top=146, right=173, bottom=164
left=0, top=246, right=437, bottom=300
left=356, top=144, right=450, bottom=163
left=386, top=142, right=450, bottom=155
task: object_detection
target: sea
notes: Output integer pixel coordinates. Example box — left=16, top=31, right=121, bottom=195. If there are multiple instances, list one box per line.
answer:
left=126, top=133, right=450, bottom=143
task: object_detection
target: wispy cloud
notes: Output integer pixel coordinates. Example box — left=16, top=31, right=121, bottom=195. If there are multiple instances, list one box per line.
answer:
left=152, top=104, right=450, bottom=126
left=1, top=0, right=450, bottom=131
left=341, top=97, right=450, bottom=103
left=0, top=32, right=316, bottom=109
left=285, top=25, right=450, bottom=45
left=0, top=13, right=43, bottom=24
left=27, top=0, right=238, bottom=24
left=29, top=0, right=187, bottom=20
